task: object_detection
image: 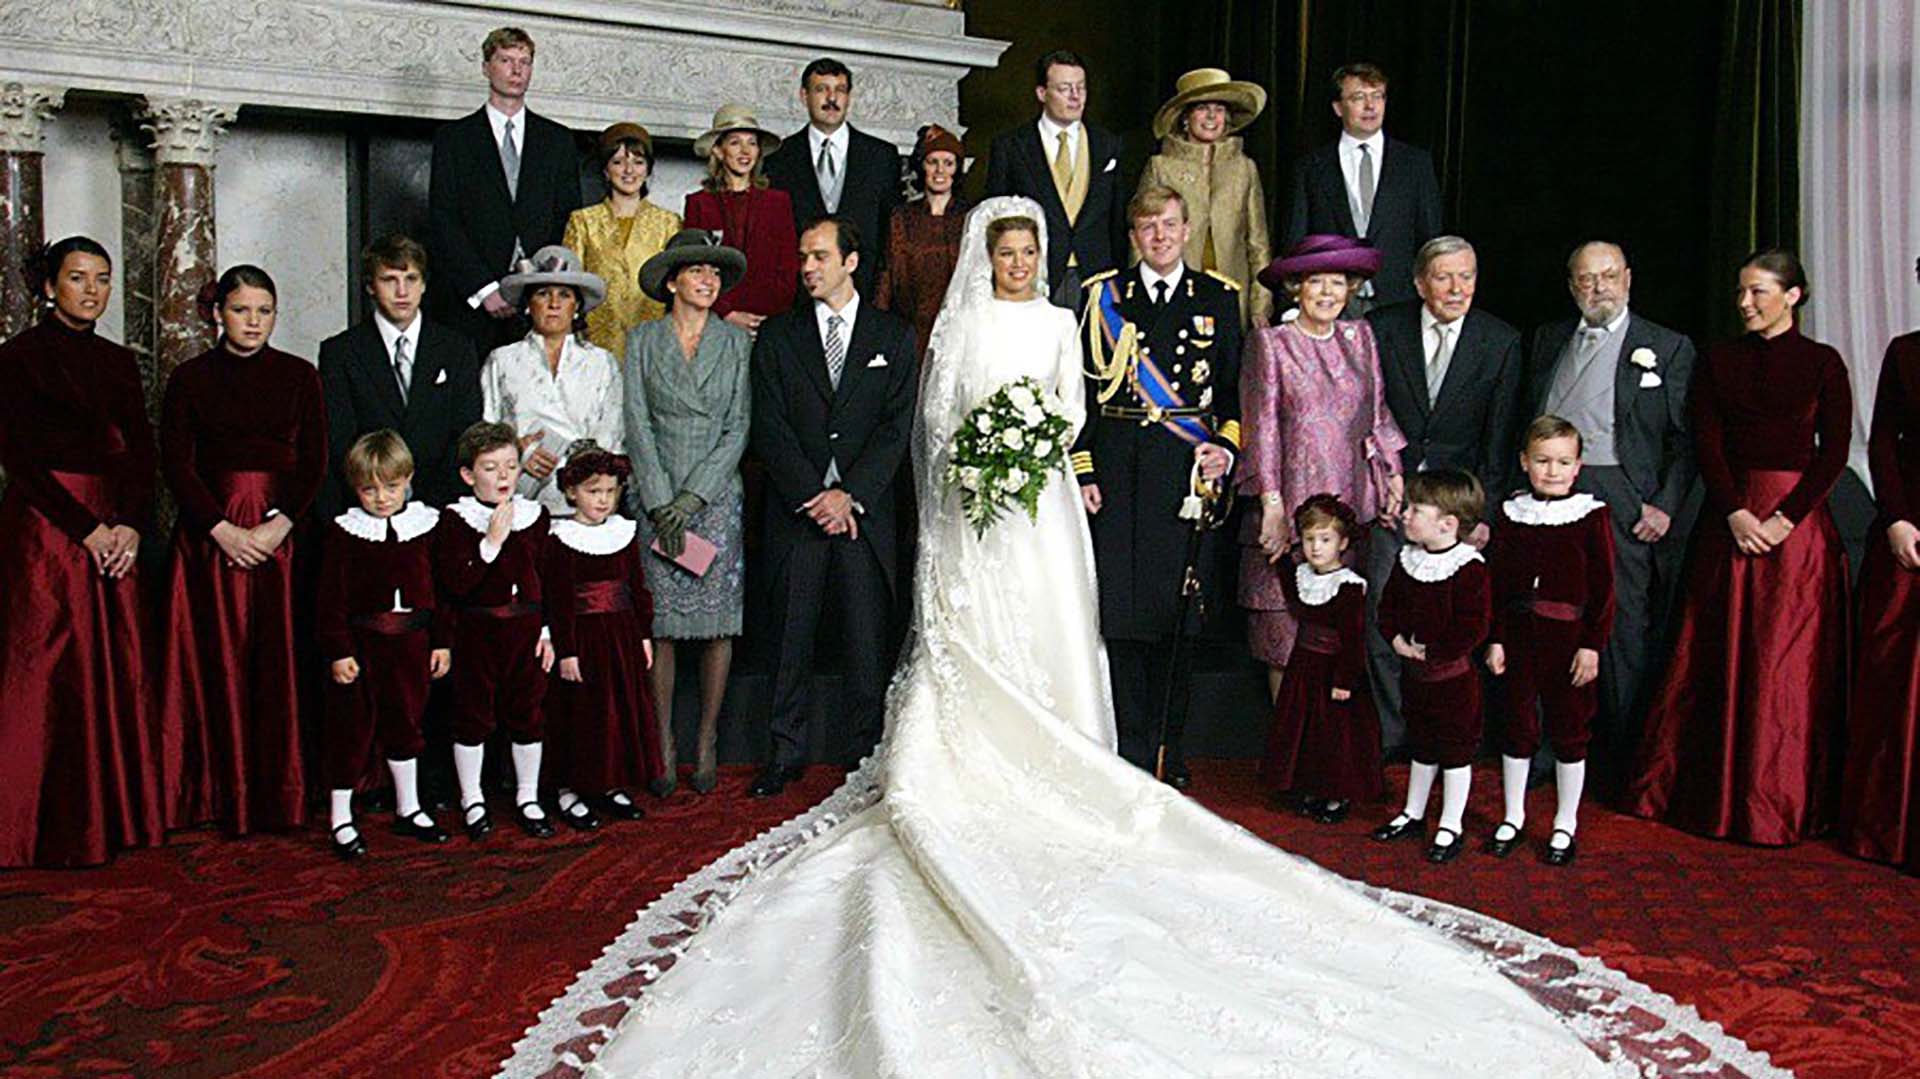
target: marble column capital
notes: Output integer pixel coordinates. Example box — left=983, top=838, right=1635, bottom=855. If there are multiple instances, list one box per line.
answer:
left=0, top=82, right=66, bottom=154
left=138, top=96, right=239, bottom=168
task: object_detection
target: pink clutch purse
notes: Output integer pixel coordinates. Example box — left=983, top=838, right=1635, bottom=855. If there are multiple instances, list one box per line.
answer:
left=652, top=529, right=717, bottom=577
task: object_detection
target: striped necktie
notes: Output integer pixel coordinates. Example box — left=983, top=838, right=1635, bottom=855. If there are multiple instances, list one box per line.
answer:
left=825, top=314, right=846, bottom=388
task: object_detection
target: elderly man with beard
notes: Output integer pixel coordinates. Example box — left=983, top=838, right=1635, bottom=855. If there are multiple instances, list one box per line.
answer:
left=1527, top=241, right=1696, bottom=799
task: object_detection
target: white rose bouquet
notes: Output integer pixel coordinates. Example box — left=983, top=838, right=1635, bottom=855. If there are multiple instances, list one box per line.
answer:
left=945, top=376, right=1072, bottom=536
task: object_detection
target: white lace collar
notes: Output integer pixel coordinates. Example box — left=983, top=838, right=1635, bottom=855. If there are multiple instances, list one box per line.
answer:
left=1502, top=491, right=1605, bottom=527
left=550, top=515, right=637, bottom=555
left=1398, top=542, right=1484, bottom=582
left=1294, top=562, right=1366, bottom=605
left=449, top=495, right=543, bottom=533
left=334, top=502, right=439, bottom=542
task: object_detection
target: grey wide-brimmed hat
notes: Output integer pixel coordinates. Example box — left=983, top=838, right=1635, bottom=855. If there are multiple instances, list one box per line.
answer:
left=693, top=103, right=782, bottom=159
left=638, top=228, right=747, bottom=303
left=498, top=245, right=607, bottom=312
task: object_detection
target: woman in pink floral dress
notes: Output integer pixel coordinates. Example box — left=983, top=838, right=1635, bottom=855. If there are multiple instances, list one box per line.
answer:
left=1238, top=235, right=1405, bottom=701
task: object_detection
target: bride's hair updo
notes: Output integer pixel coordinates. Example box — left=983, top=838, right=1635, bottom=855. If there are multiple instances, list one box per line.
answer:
left=984, top=214, right=1039, bottom=253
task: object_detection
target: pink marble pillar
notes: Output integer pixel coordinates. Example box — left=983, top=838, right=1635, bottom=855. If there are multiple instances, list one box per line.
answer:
left=0, top=84, right=64, bottom=340
left=139, top=96, right=237, bottom=382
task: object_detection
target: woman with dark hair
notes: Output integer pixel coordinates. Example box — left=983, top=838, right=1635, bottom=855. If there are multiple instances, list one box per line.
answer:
left=876, top=123, right=969, bottom=363
left=1628, top=249, right=1852, bottom=846
left=682, top=104, right=796, bottom=338
left=0, top=237, right=166, bottom=867
left=564, top=122, right=683, bottom=361
left=481, top=245, right=623, bottom=517
left=159, top=263, right=328, bottom=836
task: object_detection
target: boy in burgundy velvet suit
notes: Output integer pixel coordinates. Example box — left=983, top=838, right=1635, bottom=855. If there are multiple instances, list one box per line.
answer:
left=1371, top=469, right=1491, bottom=863
left=1484, top=416, right=1615, bottom=866
left=319, top=431, right=452, bottom=859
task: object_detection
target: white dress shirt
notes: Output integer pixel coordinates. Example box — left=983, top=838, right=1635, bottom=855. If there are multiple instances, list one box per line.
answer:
left=1337, top=130, right=1386, bottom=216
left=1037, top=114, right=1083, bottom=171
left=374, top=310, right=422, bottom=394
left=1138, top=261, right=1186, bottom=303
left=481, top=332, right=626, bottom=516
left=814, top=292, right=861, bottom=488
left=1419, top=304, right=1462, bottom=407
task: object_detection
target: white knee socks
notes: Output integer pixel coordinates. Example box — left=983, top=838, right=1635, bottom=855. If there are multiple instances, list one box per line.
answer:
left=1400, top=761, right=1438, bottom=820
left=454, top=743, right=486, bottom=821
left=1500, top=755, right=1530, bottom=830
left=511, top=742, right=547, bottom=820
left=1437, top=766, right=1472, bottom=836
left=1552, top=760, right=1586, bottom=846
left=329, top=789, right=355, bottom=834
left=388, top=757, right=421, bottom=820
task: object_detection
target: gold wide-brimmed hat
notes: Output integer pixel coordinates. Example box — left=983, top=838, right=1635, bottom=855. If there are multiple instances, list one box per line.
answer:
left=1153, top=68, right=1267, bottom=140
left=693, top=104, right=782, bottom=159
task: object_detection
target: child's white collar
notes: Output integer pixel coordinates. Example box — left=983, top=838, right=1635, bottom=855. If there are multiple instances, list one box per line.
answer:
left=1294, top=562, right=1366, bottom=605
left=549, top=514, right=636, bottom=555
left=1399, top=541, right=1484, bottom=582
left=334, top=502, right=438, bottom=542
left=450, top=495, right=543, bottom=533
left=1503, top=491, right=1606, bottom=526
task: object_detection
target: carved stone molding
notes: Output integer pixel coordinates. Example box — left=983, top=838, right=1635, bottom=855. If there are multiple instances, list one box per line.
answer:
left=0, top=83, right=65, bottom=154
left=139, top=97, right=239, bottom=168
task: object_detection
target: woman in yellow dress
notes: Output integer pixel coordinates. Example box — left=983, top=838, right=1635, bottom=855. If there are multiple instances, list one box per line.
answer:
left=564, top=122, right=683, bottom=361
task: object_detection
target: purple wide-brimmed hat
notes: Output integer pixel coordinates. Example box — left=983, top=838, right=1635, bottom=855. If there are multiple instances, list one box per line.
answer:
left=1258, top=234, right=1382, bottom=292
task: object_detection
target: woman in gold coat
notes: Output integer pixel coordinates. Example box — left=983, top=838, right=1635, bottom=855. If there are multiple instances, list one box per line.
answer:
left=1135, top=69, right=1274, bottom=328
left=564, top=122, right=683, bottom=361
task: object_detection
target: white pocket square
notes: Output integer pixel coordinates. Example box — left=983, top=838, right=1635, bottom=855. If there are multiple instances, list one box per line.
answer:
left=867, top=354, right=889, bottom=368
left=435, top=368, right=448, bottom=385
left=1638, top=372, right=1662, bottom=389
left=1103, top=158, right=1117, bottom=173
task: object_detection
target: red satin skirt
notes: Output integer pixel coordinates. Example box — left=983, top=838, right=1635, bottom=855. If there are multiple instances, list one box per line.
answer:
left=1260, top=637, right=1384, bottom=803
left=1839, top=533, right=1920, bottom=871
left=1628, top=470, right=1848, bottom=845
left=547, top=583, right=662, bottom=791
left=0, top=472, right=164, bottom=867
left=158, top=471, right=306, bottom=835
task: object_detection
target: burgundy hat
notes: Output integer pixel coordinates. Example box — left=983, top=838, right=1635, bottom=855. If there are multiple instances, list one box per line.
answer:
left=1258, top=234, right=1382, bottom=292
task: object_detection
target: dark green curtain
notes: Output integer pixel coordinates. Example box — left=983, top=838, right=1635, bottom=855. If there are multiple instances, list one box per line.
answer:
left=1707, top=0, right=1801, bottom=341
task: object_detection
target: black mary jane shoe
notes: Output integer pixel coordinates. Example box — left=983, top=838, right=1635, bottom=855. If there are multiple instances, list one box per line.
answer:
left=1543, top=829, right=1579, bottom=867
left=748, top=763, right=806, bottom=798
left=331, top=823, right=369, bottom=861
left=1425, top=827, right=1464, bottom=864
left=392, top=809, right=450, bottom=845
left=598, top=790, right=646, bottom=822
left=461, top=801, right=494, bottom=841
left=1485, top=821, right=1523, bottom=858
left=1310, top=799, right=1351, bottom=825
left=1370, top=815, right=1425, bottom=842
left=513, top=801, right=557, bottom=839
left=558, top=798, right=602, bottom=832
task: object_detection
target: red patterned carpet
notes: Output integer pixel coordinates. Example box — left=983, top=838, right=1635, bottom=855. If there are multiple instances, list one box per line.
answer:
left=1, top=760, right=1914, bottom=1079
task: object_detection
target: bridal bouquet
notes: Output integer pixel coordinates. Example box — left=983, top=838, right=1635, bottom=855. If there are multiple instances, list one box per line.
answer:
left=945, top=376, right=1072, bottom=537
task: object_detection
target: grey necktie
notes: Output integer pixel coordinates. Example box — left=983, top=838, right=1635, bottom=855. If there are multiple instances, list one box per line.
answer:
left=825, top=313, right=846, bottom=388
left=1355, top=143, right=1376, bottom=236
left=817, top=139, right=842, bottom=213
left=392, top=334, right=411, bottom=404
left=499, top=118, right=521, bottom=201
left=1427, top=322, right=1451, bottom=405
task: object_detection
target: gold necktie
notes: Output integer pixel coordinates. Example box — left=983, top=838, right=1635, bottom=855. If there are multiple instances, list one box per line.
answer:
left=1051, top=130, right=1073, bottom=200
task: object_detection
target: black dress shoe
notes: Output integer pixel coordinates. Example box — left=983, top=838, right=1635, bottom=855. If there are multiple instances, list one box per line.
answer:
left=598, top=791, right=646, bottom=821
left=1161, top=760, right=1192, bottom=790
left=748, top=763, right=805, bottom=798
left=558, top=799, right=602, bottom=832
left=392, top=810, right=449, bottom=844
left=461, top=801, right=494, bottom=841
left=1371, top=815, right=1424, bottom=842
left=1426, top=828, right=1464, bottom=863
left=1310, top=800, right=1351, bottom=825
left=331, top=823, right=368, bottom=861
left=689, top=770, right=719, bottom=795
left=1543, top=829, right=1578, bottom=866
left=513, top=801, right=557, bottom=838
left=1485, top=821, right=1523, bottom=858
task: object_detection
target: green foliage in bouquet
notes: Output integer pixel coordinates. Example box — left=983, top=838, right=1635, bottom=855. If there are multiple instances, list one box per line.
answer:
left=943, top=376, right=1073, bottom=537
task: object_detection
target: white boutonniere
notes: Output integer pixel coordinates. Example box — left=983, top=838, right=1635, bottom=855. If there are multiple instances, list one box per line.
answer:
left=1629, top=347, right=1658, bottom=370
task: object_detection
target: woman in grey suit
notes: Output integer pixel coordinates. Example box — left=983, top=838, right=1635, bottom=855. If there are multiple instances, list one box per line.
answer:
left=625, top=230, right=751, bottom=794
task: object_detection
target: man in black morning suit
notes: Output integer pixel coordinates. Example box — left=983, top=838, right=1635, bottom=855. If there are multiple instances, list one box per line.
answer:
left=1364, top=235, right=1522, bottom=747
left=763, top=57, right=903, bottom=300
left=427, top=26, right=582, bottom=357
left=317, top=234, right=483, bottom=516
left=748, top=216, right=918, bottom=798
left=1285, top=62, right=1442, bottom=312
left=1073, top=187, right=1243, bottom=789
left=985, top=49, right=1129, bottom=307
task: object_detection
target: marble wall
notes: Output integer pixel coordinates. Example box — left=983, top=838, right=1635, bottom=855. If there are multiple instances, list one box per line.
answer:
left=41, top=98, right=123, bottom=343
left=213, top=122, right=348, bottom=362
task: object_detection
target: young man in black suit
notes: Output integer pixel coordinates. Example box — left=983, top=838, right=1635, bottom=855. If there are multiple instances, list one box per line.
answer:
left=985, top=49, right=1129, bottom=307
left=318, top=233, right=483, bottom=516
left=1285, top=62, right=1442, bottom=313
left=763, top=57, right=903, bottom=300
left=427, top=26, right=582, bottom=357
left=748, top=216, right=918, bottom=797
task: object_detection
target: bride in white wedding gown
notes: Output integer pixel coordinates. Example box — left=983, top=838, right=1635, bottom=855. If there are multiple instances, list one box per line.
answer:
left=566, top=199, right=1682, bottom=1078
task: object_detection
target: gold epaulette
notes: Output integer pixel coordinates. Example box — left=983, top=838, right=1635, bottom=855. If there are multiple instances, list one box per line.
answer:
left=1070, top=451, right=1095, bottom=476
left=1217, top=419, right=1242, bottom=449
left=1081, top=269, right=1120, bottom=290
left=1203, top=269, right=1242, bottom=291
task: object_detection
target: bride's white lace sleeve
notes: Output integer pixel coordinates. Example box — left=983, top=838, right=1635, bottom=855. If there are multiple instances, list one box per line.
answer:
left=1051, top=309, right=1087, bottom=443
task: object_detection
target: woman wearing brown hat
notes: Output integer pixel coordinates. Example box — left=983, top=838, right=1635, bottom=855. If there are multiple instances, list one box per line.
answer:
left=683, top=104, right=797, bottom=338
left=564, top=122, right=684, bottom=362
left=875, top=123, right=970, bottom=363
left=1136, top=68, right=1274, bottom=328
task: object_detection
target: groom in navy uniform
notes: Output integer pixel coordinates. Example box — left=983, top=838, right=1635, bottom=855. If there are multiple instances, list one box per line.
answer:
left=748, top=216, right=918, bottom=797
left=1074, top=186, right=1243, bottom=788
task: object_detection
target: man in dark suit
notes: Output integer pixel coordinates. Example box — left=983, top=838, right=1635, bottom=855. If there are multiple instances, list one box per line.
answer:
left=1529, top=240, right=1696, bottom=799
left=427, top=26, right=582, bottom=357
left=748, top=216, right=917, bottom=797
left=318, top=233, right=483, bottom=516
left=1285, top=62, right=1442, bottom=312
left=1364, top=235, right=1523, bottom=746
left=985, top=48, right=1129, bottom=306
left=763, top=57, right=903, bottom=300
left=1074, top=186, right=1243, bottom=788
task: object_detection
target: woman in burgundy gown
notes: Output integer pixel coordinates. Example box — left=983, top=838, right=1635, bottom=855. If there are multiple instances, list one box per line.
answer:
left=0, top=237, right=165, bottom=867
left=1627, top=250, right=1850, bottom=846
left=876, top=123, right=969, bottom=365
left=1840, top=269, right=1920, bottom=872
left=159, top=265, right=327, bottom=835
